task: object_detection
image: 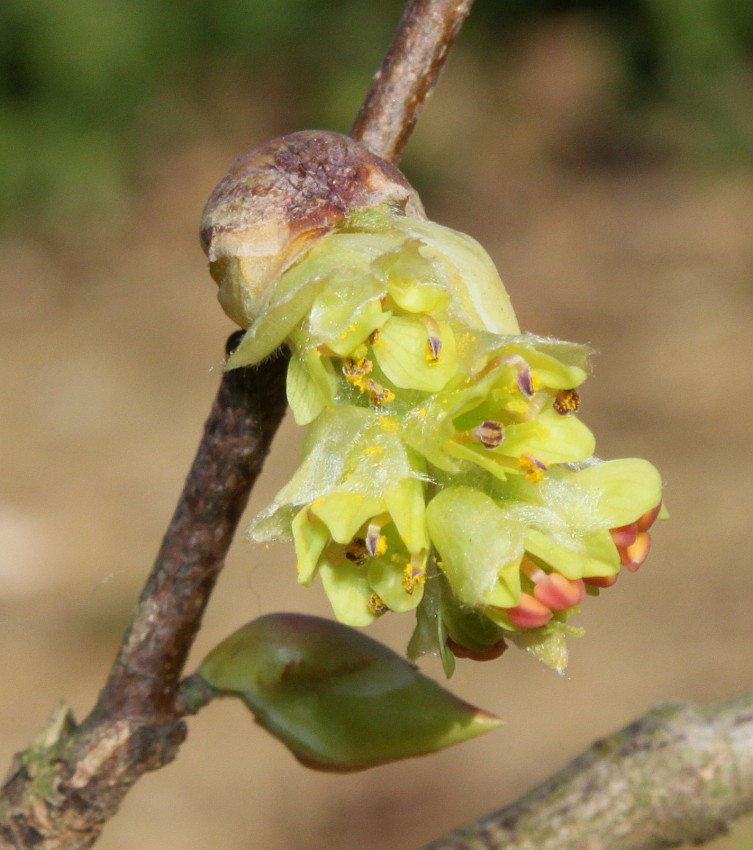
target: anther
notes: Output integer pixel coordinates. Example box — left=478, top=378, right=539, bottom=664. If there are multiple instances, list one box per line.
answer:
left=402, top=554, right=426, bottom=594
left=474, top=420, right=505, bottom=449
left=342, top=357, right=373, bottom=379
left=365, top=523, right=387, bottom=557
left=519, top=452, right=548, bottom=482
left=367, top=593, right=388, bottom=615
left=364, top=379, right=395, bottom=406
left=516, top=367, right=534, bottom=398
left=584, top=574, right=618, bottom=588
left=425, top=336, right=442, bottom=363
left=447, top=636, right=508, bottom=661
left=344, top=538, right=368, bottom=565
left=553, top=388, right=580, bottom=415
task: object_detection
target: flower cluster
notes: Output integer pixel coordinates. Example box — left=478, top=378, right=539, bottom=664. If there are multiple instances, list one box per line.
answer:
left=228, top=205, right=663, bottom=675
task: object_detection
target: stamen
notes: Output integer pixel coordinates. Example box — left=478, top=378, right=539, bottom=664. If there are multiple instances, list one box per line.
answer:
left=521, top=559, right=585, bottom=610
left=423, top=316, right=442, bottom=364
left=519, top=452, right=548, bottom=482
left=365, top=523, right=387, bottom=557
left=364, top=379, right=395, bottom=406
left=367, top=328, right=380, bottom=345
left=342, top=357, right=373, bottom=380
left=344, top=538, right=368, bottom=565
left=520, top=558, right=546, bottom=583
left=425, top=336, right=442, bottom=363
left=367, top=593, right=388, bottom=615
left=516, top=367, right=534, bottom=398
left=553, top=388, right=580, bottom=415
left=402, top=554, right=426, bottom=595
left=474, top=420, right=505, bottom=449
left=478, top=353, right=529, bottom=381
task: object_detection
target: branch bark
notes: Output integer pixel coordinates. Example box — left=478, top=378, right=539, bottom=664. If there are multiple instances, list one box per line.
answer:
left=420, top=691, right=753, bottom=850
left=351, top=0, right=475, bottom=162
left=0, top=2, right=476, bottom=847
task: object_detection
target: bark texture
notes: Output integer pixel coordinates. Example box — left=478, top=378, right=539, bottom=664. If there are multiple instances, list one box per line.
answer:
left=421, top=692, right=753, bottom=850
left=0, top=348, right=288, bottom=849
left=351, top=0, right=475, bottom=163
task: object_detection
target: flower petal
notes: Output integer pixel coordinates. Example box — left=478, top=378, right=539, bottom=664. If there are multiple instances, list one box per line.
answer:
left=286, top=347, right=338, bottom=425
left=426, top=487, right=524, bottom=606
left=319, top=556, right=380, bottom=627
left=502, top=409, right=596, bottom=465
left=310, top=492, right=385, bottom=544
left=373, top=316, right=458, bottom=392
left=292, top=507, right=330, bottom=585
left=559, top=458, right=664, bottom=528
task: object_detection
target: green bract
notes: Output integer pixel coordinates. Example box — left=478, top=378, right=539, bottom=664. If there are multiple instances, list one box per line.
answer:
left=229, top=205, right=663, bottom=674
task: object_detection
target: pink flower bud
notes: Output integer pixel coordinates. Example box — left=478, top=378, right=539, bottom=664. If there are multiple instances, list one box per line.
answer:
left=505, top=593, right=553, bottom=629
left=620, top=530, right=651, bottom=572
left=533, top=573, right=586, bottom=610
left=636, top=502, right=662, bottom=533
left=610, top=523, right=638, bottom=549
left=584, top=574, right=619, bottom=588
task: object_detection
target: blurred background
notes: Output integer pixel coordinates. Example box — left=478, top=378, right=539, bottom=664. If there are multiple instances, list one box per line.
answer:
left=2, top=1, right=753, bottom=847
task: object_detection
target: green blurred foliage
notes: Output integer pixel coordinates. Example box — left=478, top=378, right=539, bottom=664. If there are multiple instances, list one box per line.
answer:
left=1, top=0, right=752, bottom=231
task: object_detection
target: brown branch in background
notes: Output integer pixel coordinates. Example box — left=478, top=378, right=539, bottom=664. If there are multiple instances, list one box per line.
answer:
left=351, top=0, right=475, bottom=161
left=0, top=1, right=475, bottom=847
left=0, top=346, right=288, bottom=850
left=92, top=335, right=289, bottom=724
left=420, top=691, right=753, bottom=850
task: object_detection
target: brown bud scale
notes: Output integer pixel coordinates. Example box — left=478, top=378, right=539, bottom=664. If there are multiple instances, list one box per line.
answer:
left=200, top=130, right=425, bottom=328
left=201, top=130, right=424, bottom=259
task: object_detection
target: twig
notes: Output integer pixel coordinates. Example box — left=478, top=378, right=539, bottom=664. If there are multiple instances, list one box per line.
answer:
left=0, top=344, right=288, bottom=850
left=0, top=2, right=475, bottom=847
left=351, top=0, right=476, bottom=161
left=420, top=691, right=753, bottom=850
left=92, top=335, right=289, bottom=723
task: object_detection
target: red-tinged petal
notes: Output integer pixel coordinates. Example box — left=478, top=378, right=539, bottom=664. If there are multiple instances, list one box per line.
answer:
left=610, top=523, right=638, bottom=549
left=584, top=574, right=619, bottom=588
left=506, top=593, right=553, bottom=629
left=621, top=531, right=651, bottom=572
left=533, top=574, right=586, bottom=610
left=636, top=502, right=662, bottom=533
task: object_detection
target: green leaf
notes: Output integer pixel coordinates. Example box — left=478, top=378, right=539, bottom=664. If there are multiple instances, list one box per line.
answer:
left=198, top=614, right=500, bottom=772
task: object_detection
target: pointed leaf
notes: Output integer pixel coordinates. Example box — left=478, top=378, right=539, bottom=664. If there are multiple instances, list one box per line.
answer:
left=198, top=614, right=500, bottom=772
